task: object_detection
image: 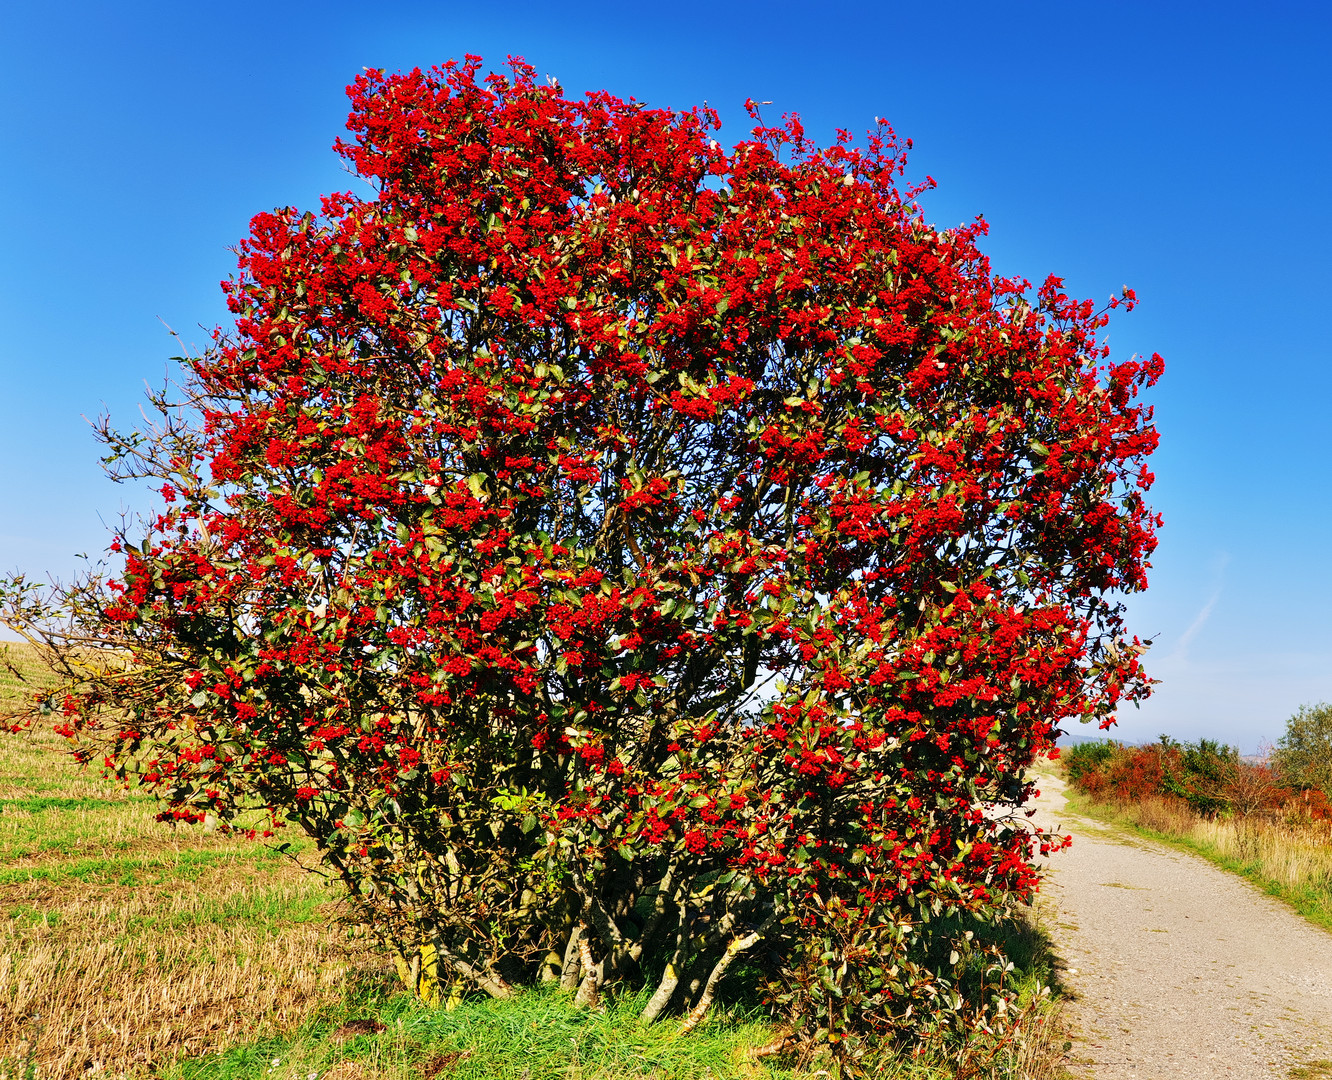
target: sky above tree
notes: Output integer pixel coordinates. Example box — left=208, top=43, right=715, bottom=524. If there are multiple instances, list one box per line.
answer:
left=3, top=0, right=1328, bottom=752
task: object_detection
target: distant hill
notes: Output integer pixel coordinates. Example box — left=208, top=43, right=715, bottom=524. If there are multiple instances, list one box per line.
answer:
left=1056, top=730, right=1112, bottom=748
left=1054, top=729, right=1264, bottom=759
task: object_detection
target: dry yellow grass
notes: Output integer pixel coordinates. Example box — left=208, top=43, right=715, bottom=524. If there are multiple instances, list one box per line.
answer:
left=1127, top=795, right=1332, bottom=885
left=0, top=642, right=371, bottom=1078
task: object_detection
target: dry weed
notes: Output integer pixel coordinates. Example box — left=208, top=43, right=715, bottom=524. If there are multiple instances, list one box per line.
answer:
left=1008, top=1000, right=1070, bottom=1080
left=1185, top=813, right=1332, bottom=886
left=0, top=643, right=369, bottom=1078
left=1124, top=796, right=1197, bottom=836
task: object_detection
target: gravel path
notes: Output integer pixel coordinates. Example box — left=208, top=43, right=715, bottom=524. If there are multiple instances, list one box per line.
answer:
left=1030, top=773, right=1332, bottom=1078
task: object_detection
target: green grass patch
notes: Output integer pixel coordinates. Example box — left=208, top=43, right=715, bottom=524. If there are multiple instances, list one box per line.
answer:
left=167, top=982, right=806, bottom=1080
left=162, top=907, right=1068, bottom=1080
left=125, top=884, right=329, bottom=934
left=5, top=904, right=60, bottom=929
left=0, top=843, right=303, bottom=887
left=0, top=795, right=149, bottom=813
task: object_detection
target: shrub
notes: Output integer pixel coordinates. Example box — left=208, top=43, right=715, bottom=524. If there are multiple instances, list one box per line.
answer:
left=1065, top=737, right=1287, bottom=825
left=1218, top=759, right=1289, bottom=821
left=0, top=58, right=1161, bottom=1066
left=1102, top=741, right=1171, bottom=804
left=1285, top=786, right=1332, bottom=824
left=1166, top=737, right=1237, bottom=817
left=1060, top=740, right=1114, bottom=788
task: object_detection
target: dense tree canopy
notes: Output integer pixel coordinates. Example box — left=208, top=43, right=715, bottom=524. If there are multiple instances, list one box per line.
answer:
left=1274, top=703, right=1332, bottom=797
left=2, top=57, right=1161, bottom=1062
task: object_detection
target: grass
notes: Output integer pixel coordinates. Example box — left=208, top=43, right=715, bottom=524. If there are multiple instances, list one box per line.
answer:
left=1, top=641, right=1069, bottom=1079
left=0, top=642, right=370, bottom=1078
left=166, top=983, right=797, bottom=1080
left=1062, top=786, right=1332, bottom=934
left=160, top=968, right=1070, bottom=1080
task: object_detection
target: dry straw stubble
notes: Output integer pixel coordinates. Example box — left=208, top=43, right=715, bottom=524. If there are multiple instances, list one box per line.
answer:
left=0, top=642, right=369, bottom=1078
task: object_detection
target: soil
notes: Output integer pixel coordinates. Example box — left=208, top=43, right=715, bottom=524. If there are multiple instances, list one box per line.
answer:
left=1031, top=773, right=1332, bottom=1079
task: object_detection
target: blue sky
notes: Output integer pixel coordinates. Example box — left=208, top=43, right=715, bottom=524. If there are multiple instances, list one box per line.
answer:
left=3, top=1, right=1329, bottom=752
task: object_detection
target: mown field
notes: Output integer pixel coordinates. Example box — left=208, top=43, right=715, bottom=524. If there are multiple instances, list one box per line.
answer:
left=1, top=642, right=1066, bottom=1080
left=0, top=641, right=371, bottom=1078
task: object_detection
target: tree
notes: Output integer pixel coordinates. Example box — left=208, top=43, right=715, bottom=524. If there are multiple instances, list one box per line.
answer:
left=1273, top=703, right=1332, bottom=796
left=1172, top=737, right=1239, bottom=817
left=0, top=57, right=1161, bottom=1062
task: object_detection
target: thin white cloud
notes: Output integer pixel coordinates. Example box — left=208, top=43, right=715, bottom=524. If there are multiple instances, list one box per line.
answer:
left=1171, top=589, right=1219, bottom=661
left=1166, top=552, right=1229, bottom=663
